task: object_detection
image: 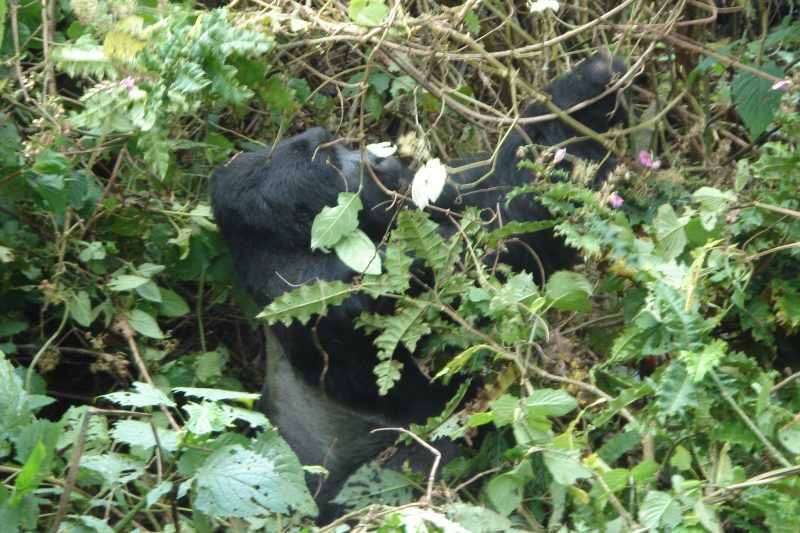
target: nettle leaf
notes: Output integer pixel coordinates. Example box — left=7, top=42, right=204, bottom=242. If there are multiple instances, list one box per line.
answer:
left=68, top=290, right=94, bottom=327
left=523, top=389, right=578, bottom=418
left=653, top=203, right=688, bottom=260
left=258, top=280, right=354, bottom=326
left=732, top=62, right=784, bottom=137
left=193, top=444, right=301, bottom=518
left=332, top=462, right=414, bottom=512
left=125, top=309, right=163, bottom=339
left=102, top=381, right=176, bottom=408
left=545, top=271, right=592, bottom=312
left=638, top=491, right=682, bottom=531
left=109, top=419, right=181, bottom=452
left=335, top=229, right=382, bottom=275
left=183, top=402, right=231, bottom=434
left=609, top=326, right=649, bottom=363
left=486, top=473, right=523, bottom=517
left=693, top=186, right=737, bottom=230
left=542, top=448, right=592, bottom=485
left=251, top=430, right=318, bottom=517
left=158, top=288, right=190, bottom=317
left=311, top=192, right=362, bottom=250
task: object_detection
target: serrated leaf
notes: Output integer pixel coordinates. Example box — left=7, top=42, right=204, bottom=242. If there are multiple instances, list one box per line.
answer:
left=374, top=359, right=403, bottom=396
left=334, top=229, right=382, bottom=275
left=258, top=280, right=354, bottom=326
left=110, top=419, right=181, bottom=452
left=486, top=473, right=523, bottom=516
left=655, top=361, right=697, bottom=417
left=193, top=444, right=300, bottom=518
left=102, top=382, right=175, bottom=408
left=370, top=303, right=430, bottom=359
left=332, top=462, right=414, bottom=511
left=542, top=448, right=592, bottom=485
left=393, top=210, right=448, bottom=271
left=732, top=62, right=784, bottom=137
left=653, top=203, right=687, bottom=260
left=311, top=192, right=361, bottom=250
left=487, top=219, right=558, bottom=248
left=523, top=389, right=578, bottom=417
left=638, top=491, right=681, bottom=530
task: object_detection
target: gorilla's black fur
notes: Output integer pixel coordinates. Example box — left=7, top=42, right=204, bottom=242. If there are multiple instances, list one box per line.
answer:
left=211, top=52, right=627, bottom=516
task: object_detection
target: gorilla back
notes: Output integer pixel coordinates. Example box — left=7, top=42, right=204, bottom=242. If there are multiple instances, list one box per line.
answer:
left=211, top=52, right=627, bottom=517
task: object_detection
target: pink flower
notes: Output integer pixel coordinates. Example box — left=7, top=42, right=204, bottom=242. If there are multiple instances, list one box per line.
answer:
left=638, top=150, right=661, bottom=170
left=122, top=77, right=136, bottom=91
left=608, top=192, right=624, bottom=209
left=771, top=79, right=790, bottom=91
left=553, top=147, right=567, bottom=163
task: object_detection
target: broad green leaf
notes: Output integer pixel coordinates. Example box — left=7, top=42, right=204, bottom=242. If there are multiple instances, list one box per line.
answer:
left=102, top=381, right=175, bottom=408
left=193, top=444, right=293, bottom=518
left=108, top=274, right=150, bottom=291
left=655, top=361, right=698, bottom=417
left=332, top=462, right=413, bottom=512
left=0, top=354, right=32, bottom=432
left=110, top=419, right=181, bottom=452
left=81, top=452, right=145, bottom=484
left=542, top=448, right=592, bottom=485
left=158, top=288, right=190, bottom=317
left=183, top=402, right=230, bottom=434
left=523, top=389, right=578, bottom=417
left=434, top=344, right=490, bottom=380
left=146, top=481, right=174, bottom=510
left=732, top=62, right=784, bottom=137
left=135, top=280, right=162, bottom=302
left=545, top=271, right=592, bottom=311
left=638, top=491, right=681, bottom=531
left=125, top=309, right=163, bottom=338
left=334, top=229, right=382, bottom=275
left=487, top=473, right=523, bottom=516
left=68, top=290, right=94, bottom=327
left=310, top=192, right=361, bottom=250
left=653, top=203, right=687, bottom=260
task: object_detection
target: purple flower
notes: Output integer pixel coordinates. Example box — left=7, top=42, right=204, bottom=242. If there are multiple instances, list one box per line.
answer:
left=638, top=150, right=661, bottom=170
left=553, top=147, right=567, bottom=163
left=122, top=77, right=136, bottom=91
left=608, top=192, right=624, bottom=209
left=771, top=79, right=790, bottom=91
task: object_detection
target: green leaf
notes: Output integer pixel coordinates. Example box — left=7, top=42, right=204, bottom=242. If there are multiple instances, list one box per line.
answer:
left=125, top=309, right=163, bottom=339
left=0, top=354, right=32, bottom=433
left=523, top=389, right=578, bottom=418
left=348, top=0, right=390, bottom=27
left=135, top=280, right=162, bottom=302
left=332, top=462, right=413, bottom=512
left=638, top=491, right=681, bottom=531
left=110, top=419, right=181, bottom=452
left=434, top=344, right=490, bottom=380
left=108, top=274, right=150, bottom=291
left=732, top=62, right=785, bottom=137
left=655, top=361, right=698, bottom=417
left=193, top=444, right=297, bottom=518
left=486, top=473, right=523, bottom=516
left=653, top=203, right=687, bottom=259
left=393, top=210, right=448, bottom=271
left=102, top=381, right=176, bottom=408
left=542, top=448, right=592, bottom=485
left=257, top=280, right=354, bottom=326
left=12, top=441, right=47, bottom=505
left=374, top=359, right=403, bottom=396
left=173, top=387, right=260, bottom=403
left=311, top=192, right=361, bottom=250
left=158, top=288, right=190, bottom=317
left=68, top=290, right=94, bottom=327
left=545, top=271, right=592, bottom=311
left=487, top=219, right=558, bottom=248
left=334, top=229, right=382, bottom=275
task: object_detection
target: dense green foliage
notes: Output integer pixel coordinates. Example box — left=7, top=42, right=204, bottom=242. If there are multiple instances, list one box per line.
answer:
left=1, top=1, right=799, bottom=531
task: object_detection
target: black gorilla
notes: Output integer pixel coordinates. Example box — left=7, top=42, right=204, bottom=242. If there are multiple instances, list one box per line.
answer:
left=211, top=52, right=627, bottom=515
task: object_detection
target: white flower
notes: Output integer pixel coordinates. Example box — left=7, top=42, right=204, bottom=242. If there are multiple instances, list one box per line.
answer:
left=411, top=158, right=447, bottom=210
left=366, top=141, right=398, bottom=158
left=528, top=0, right=559, bottom=13
left=553, top=147, right=567, bottom=163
